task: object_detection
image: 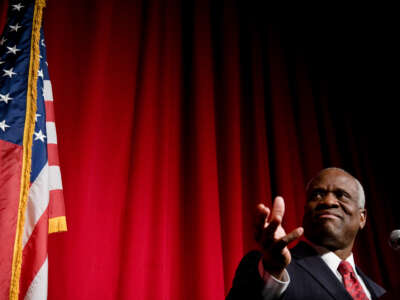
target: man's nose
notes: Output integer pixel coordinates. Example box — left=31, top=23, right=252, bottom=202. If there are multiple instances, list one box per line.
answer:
left=319, top=192, right=339, bottom=206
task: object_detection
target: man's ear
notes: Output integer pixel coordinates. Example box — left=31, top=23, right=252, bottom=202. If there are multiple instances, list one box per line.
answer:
left=359, top=209, right=367, bottom=229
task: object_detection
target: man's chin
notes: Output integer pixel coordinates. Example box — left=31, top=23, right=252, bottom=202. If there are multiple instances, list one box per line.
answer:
left=312, top=217, right=342, bottom=233
left=305, top=224, right=342, bottom=248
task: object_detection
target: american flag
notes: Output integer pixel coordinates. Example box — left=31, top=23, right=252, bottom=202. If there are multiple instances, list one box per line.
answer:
left=0, top=1, right=67, bottom=299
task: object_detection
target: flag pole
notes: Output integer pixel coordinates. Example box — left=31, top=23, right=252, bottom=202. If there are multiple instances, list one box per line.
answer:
left=9, top=0, right=47, bottom=299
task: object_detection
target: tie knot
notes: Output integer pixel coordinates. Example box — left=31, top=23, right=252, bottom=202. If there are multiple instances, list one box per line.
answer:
left=338, top=260, right=354, bottom=276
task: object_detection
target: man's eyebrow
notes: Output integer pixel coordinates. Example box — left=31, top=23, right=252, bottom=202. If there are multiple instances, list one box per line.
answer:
left=308, top=187, right=352, bottom=197
left=306, top=188, right=326, bottom=198
left=334, top=188, right=351, bottom=196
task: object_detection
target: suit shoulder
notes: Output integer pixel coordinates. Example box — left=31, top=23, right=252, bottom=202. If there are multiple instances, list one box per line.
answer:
left=226, top=251, right=265, bottom=300
left=239, top=250, right=263, bottom=265
left=232, top=250, right=263, bottom=280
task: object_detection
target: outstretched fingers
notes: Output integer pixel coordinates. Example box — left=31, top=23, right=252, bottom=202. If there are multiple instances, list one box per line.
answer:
left=271, top=196, right=285, bottom=220
left=260, top=216, right=282, bottom=249
left=272, top=227, right=304, bottom=252
left=254, top=204, right=270, bottom=242
left=263, top=215, right=281, bottom=239
left=261, top=196, right=285, bottom=243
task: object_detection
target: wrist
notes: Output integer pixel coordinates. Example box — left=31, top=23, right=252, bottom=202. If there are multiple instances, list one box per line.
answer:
left=262, top=259, right=285, bottom=280
left=259, top=258, right=285, bottom=281
left=269, top=269, right=285, bottom=280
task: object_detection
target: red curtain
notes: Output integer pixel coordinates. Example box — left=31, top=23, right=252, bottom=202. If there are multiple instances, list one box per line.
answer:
left=1, top=0, right=400, bottom=299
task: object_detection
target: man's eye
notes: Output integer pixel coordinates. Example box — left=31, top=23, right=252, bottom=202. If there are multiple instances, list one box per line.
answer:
left=335, top=191, right=344, bottom=198
left=311, top=190, right=324, bottom=199
left=335, top=190, right=350, bottom=200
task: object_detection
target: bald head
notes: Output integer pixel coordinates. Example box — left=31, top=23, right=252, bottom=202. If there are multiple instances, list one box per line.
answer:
left=303, top=167, right=367, bottom=255
left=306, top=168, right=365, bottom=208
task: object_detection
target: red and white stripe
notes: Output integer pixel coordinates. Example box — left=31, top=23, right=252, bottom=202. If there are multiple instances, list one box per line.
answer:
left=19, top=79, right=63, bottom=300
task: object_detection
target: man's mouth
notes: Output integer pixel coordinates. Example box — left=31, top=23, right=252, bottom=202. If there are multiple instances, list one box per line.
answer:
left=315, top=211, right=342, bottom=220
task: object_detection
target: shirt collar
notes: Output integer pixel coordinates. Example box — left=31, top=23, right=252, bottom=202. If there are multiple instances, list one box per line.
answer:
left=304, top=239, right=357, bottom=274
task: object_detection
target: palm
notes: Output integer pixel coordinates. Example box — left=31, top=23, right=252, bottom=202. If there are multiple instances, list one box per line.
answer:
left=255, top=196, right=303, bottom=278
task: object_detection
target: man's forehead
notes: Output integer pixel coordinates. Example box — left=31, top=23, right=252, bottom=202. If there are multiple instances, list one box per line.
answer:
left=308, top=169, right=357, bottom=191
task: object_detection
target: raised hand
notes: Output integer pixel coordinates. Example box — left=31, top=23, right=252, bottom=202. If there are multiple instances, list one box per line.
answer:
left=254, top=196, right=303, bottom=279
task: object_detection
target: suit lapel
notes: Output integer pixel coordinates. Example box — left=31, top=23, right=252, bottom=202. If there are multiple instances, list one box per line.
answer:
left=356, top=266, right=381, bottom=299
left=296, top=255, right=353, bottom=300
left=292, top=242, right=353, bottom=300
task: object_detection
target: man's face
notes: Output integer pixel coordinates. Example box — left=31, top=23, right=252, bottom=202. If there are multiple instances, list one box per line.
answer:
left=302, top=169, right=366, bottom=251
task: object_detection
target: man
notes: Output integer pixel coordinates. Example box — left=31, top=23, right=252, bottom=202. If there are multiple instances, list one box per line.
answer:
left=226, top=167, right=386, bottom=299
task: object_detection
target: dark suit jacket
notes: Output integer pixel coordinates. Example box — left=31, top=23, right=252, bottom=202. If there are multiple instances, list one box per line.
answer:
left=226, top=242, right=386, bottom=300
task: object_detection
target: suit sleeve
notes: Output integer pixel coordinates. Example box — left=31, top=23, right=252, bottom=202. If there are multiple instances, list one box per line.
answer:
left=226, top=251, right=268, bottom=300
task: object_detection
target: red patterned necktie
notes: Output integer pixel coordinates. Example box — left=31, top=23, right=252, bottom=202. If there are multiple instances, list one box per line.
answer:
left=337, top=261, right=369, bottom=300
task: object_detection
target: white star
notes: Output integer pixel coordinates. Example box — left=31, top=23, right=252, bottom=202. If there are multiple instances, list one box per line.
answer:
left=12, top=3, right=24, bottom=11
left=6, top=45, right=20, bottom=55
left=9, top=23, right=22, bottom=32
left=34, top=130, right=46, bottom=142
left=0, top=93, right=13, bottom=104
left=0, top=120, right=10, bottom=132
left=38, top=69, right=44, bottom=79
left=3, top=68, right=17, bottom=78
left=35, top=113, right=41, bottom=121
left=41, top=39, right=46, bottom=47
left=0, top=60, right=4, bottom=65
left=0, top=36, right=6, bottom=46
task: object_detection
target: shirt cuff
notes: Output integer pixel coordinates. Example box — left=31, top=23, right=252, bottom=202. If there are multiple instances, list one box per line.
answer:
left=258, top=258, right=290, bottom=300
